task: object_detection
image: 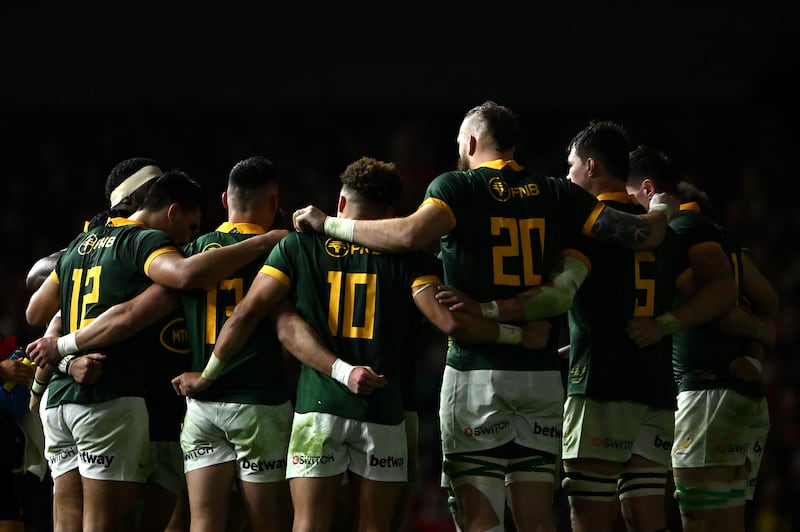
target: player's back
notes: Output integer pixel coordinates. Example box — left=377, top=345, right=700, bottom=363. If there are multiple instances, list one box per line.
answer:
left=566, top=194, right=678, bottom=409
left=263, top=230, right=438, bottom=424
left=181, top=223, right=287, bottom=405
left=670, top=207, right=760, bottom=398
left=48, top=218, right=175, bottom=406
left=423, top=161, right=600, bottom=372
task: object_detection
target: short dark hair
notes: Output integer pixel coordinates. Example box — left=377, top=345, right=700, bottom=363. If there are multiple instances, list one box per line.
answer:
left=464, top=100, right=520, bottom=151
left=105, top=157, right=161, bottom=208
left=340, top=157, right=403, bottom=208
left=229, top=156, right=278, bottom=189
left=568, top=120, right=631, bottom=180
left=139, top=170, right=207, bottom=218
left=628, top=145, right=679, bottom=196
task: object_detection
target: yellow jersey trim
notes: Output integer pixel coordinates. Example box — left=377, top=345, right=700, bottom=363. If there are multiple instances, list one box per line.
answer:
left=596, top=192, right=634, bottom=204
left=144, top=247, right=180, bottom=277
left=216, top=222, right=266, bottom=235
left=478, top=159, right=524, bottom=171
left=260, top=265, right=290, bottom=288
left=680, top=202, right=702, bottom=212
left=560, top=248, right=592, bottom=275
left=580, top=203, right=606, bottom=236
left=411, top=275, right=442, bottom=291
left=421, top=198, right=456, bottom=228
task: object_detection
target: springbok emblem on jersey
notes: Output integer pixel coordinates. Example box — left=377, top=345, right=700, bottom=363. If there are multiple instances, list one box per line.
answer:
left=488, top=176, right=511, bottom=202
left=325, top=238, right=350, bottom=258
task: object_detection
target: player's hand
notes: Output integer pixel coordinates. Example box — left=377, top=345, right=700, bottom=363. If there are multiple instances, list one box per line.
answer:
left=521, top=320, right=551, bottom=350
left=347, top=366, right=388, bottom=396
left=435, top=285, right=481, bottom=316
left=25, top=336, right=62, bottom=367
left=649, top=192, right=680, bottom=218
left=292, top=205, right=327, bottom=233
left=626, top=317, right=664, bottom=348
left=729, top=356, right=762, bottom=383
left=69, top=353, right=106, bottom=384
left=0, top=358, right=35, bottom=385
left=171, top=372, right=212, bottom=396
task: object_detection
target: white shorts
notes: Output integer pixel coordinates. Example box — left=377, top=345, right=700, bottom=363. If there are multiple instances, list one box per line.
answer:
left=286, top=411, right=407, bottom=483
left=42, top=395, right=149, bottom=483
left=180, top=398, right=292, bottom=483
left=439, top=367, right=563, bottom=456
left=746, top=396, right=770, bottom=500
left=562, top=396, right=674, bottom=465
left=145, top=441, right=187, bottom=495
left=672, top=389, right=761, bottom=469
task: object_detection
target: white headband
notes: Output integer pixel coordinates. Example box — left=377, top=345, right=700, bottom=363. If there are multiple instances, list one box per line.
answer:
left=109, top=165, right=162, bottom=208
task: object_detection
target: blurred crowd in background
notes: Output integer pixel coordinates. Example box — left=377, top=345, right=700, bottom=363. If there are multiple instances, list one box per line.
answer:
left=1, top=97, right=797, bottom=530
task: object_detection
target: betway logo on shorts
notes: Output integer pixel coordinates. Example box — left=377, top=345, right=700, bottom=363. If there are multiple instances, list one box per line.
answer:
left=240, top=458, right=286, bottom=472
left=533, top=422, right=562, bottom=438
left=591, top=436, right=633, bottom=450
left=653, top=435, right=673, bottom=450
left=292, top=453, right=335, bottom=465
left=369, top=454, right=404, bottom=468
left=463, top=420, right=509, bottom=437
left=80, top=451, right=115, bottom=468
left=47, top=448, right=77, bottom=466
left=184, top=444, right=215, bottom=461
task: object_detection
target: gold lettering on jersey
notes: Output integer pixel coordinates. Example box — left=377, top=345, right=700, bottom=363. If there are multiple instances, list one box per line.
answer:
left=488, top=177, right=540, bottom=202
left=78, top=235, right=117, bottom=255
left=509, top=183, right=540, bottom=198
left=160, top=317, right=191, bottom=354
left=324, top=238, right=381, bottom=258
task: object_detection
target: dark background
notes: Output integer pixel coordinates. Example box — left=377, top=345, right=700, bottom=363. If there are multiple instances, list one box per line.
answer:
left=1, top=5, right=798, bottom=530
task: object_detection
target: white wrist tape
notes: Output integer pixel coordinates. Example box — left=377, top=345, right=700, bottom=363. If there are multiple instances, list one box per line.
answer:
left=480, top=300, right=500, bottom=320
left=57, top=333, right=79, bottom=356
left=744, top=356, right=763, bottom=374
left=324, top=216, right=355, bottom=242
left=496, top=323, right=522, bottom=345
left=201, top=353, right=227, bottom=381
left=331, top=358, right=356, bottom=386
left=57, top=354, right=76, bottom=375
left=648, top=202, right=674, bottom=221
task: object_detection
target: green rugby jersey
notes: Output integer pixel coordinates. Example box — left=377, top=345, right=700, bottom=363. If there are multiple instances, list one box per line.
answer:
left=46, top=218, right=177, bottom=408
left=564, top=193, right=678, bottom=409
left=423, top=159, right=602, bottom=371
left=262, top=231, right=441, bottom=425
left=670, top=203, right=761, bottom=398
left=181, top=222, right=288, bottom=405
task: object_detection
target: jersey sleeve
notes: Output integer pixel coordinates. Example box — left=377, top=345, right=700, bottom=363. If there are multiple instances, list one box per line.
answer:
left=132, top=229, right=179, bottom=274
left=422, top=171, right=466, bottom=228
left=261, top=233, right=297, bottom=288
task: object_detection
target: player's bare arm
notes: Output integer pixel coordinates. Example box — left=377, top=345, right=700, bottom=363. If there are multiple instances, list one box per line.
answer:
left=271, top=298, right=388, bottom=395
left=294, top=202, right=453, bottom=253
left=148, top=229, right=288, bottom=290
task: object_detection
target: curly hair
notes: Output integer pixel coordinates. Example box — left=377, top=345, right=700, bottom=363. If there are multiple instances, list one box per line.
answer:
left=340, top=156, right=403, bottom=208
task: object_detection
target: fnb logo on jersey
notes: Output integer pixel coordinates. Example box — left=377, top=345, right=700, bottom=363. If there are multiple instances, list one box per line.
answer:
left=160, top=317, right=191, bottom=354
left=369, top=454, right=404, bottom=468
left=78, top=234, right=117, bottom=255
left=325, top=239, right=350, bottom=258
left=184, top=444, right=215, bottom=461
left=591, top=436, right=633, bottom=450
left=488, top=177, right=511, bottom=202
left=463, top=420, right=510, bottom=437
left=292, top=453, right=335, bottom=465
